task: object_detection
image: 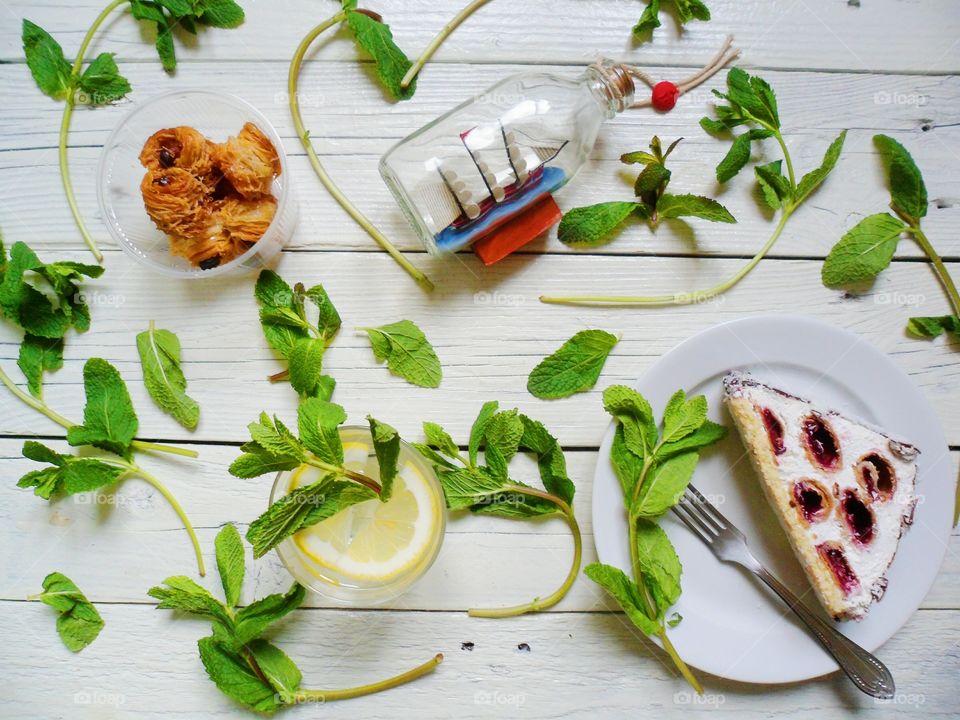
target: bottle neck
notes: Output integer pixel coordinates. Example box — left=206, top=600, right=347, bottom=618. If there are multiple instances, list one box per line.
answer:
left=584, top=61, right=635, bottom=117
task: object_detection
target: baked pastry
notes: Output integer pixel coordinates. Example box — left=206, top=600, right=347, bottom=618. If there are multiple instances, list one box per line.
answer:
left=138, top=122, right=281, bottom=269
left=722, top=371, right=918, bottom=621
left=213, top=122, right=282, bottom=198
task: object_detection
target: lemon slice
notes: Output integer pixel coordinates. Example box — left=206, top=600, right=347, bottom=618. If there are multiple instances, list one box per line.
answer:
left=287, top=442, right=442, bottom=583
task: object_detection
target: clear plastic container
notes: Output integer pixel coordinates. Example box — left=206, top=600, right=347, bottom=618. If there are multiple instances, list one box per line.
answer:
left=97, top=89, right=297, bottom=278
left=379, top=62, right=634, bottom=254
left=271, top=426, right=446, bottom=605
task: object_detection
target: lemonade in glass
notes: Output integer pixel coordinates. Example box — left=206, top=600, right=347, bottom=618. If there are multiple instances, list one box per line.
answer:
left=270, top=425, right=445, bottom=603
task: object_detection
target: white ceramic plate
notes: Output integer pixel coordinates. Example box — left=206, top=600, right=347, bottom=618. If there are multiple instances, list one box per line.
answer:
left=592, top=316, right=954, bottom=684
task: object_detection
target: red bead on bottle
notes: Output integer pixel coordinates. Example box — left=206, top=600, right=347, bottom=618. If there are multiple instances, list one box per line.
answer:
left=651, top=81, right=679, bottom=112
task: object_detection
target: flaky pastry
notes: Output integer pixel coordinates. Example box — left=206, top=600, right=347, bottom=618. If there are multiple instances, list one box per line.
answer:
left=213, top=122, right=282, bottom=198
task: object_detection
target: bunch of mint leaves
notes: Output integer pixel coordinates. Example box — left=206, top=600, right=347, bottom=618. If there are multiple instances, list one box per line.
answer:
left=230, top=399, right=400, bottom=558
left=822, top=134, right=960, bottom=340
left=150, top=524, right=441, bottom=712
left=0, top=236, right=102, bottom=397
left=586, top=385, right=726, bottom=693
left=558, top=136, right=735, bottom=248
left=414, top=402, right=581, bottom=617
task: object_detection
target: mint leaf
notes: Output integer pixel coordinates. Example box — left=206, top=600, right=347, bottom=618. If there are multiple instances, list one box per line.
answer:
left=148, top=575, right=233, bottom=627
left=137, top=323, right=200, bottom=430
left=22, top=20, right=72, bottom=100
left=753, top=160, right=790, bottom=210
left=196, top=0, right=246, bottom=28
left=518, top=414, right=575, bottom=505
left=230, top=413, right=306, bottom=478
left=435, top=467, right=507, bottom=510
left=633, top=0, right=661, bottom=35
left=344, top=10, right=415, bottom=100
left=634, top=162, right=671, bottom=197
left=18, top=334, right=63, bottom=398
left=368, top=416, right=400, bottom=501
left=620, top=149, right=658, bottom=165
left=255, top=270, right=310, bottom=358
left=303, top=283, right=341, bottom=341
left=246, top=478, right=375, bottom=558
left=603, top=385, right=657, bottom=458
left=661, top=390, right=708, bottom=443
left=215, top=524, right=245, bottom=608
left=483, top=409, right=524, bottom=464
left=412, top=442, right=458, bottom=471
left=247, top=639, right=301, bottom=701
left=794, top=130, right=846, bottom=205
left=657, top=193, right=735, bottom=223
left=634, top=518, right=682, bottom=617
left=632, top=451, right=698, bottom=517
left=66, top=358, right=138, bottom=459
left=297, top=399, right=346, bottom=465
left=363, top=320, right=441, bottom=388
left=197, top=636, right=282, bottom=713
left=716, top=128, right=773, bottom=183
left=287, top=337, right=326, bottom=399
left=656, top=419, right=727, bottom=461
left=610, top=425, right=643, bottom=501
left=18, top=441, right=125, bottom=500
left=821, top=213, right=906, bottom=287
left=874, top=134, right=927, bottom=221
left=468, top=400, right=498, bottom=466
left=228, top=445, right=302, bottom=479
left=675, top=0, right=711, bottom=23
left=527, top=329, right=619, bottom=400
left=30, top=572, right=104, bottom=652
left=906, top=315, right=960, bottom=339
left=230, top=583, right=305, bottom=648
left=557, top=202, right=641, bottom=247
left=584, top=563, right=659, bottom=635
left=77, top=53, right=130, bottom=105
left=423, top=422, right=460, bottom=460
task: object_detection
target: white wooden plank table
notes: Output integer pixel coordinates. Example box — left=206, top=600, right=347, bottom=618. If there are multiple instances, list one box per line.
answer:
left=1, top=1, right=958, bottom=717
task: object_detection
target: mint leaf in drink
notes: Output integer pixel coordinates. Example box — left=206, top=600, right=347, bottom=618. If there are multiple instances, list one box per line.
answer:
left=17, top=441, right=125, bottom=500
left=368, top=416, right=400, bottom=501
left=76, top=53, right=130, bottom=105
left=29, top=572, right=104, bottom=652
left=794, top=130, right=847, bottom=205
left=137, top=322, right=200, bottom=430
left=22, top=20, right=72, bottom=100
left=583, top=563, right=659, bottom=634
left=527, top=330, right=619, bottom=400
left=906, top=315, right=960, bottom=339
left=656, top=194, right=735, bottom=223
left=821, top=213, right=906, bottom=287
left=297, top=399, right=346, bottom=465
left=362, top=320, right=441, bottom=388
left=874, top=134, right=927, bottom=221
left=215, top=524, right=245, bottom=608
left=343, top=9, right=416, bottom=100
left=18, top=334, right=63, bottom=398
left=66, top=358, right=138, bottom=459
left=197, top=636, right=283, bottom=713
left=247, top=477, right=376, bottom=558
left=557, top=202, right=642, bottom=247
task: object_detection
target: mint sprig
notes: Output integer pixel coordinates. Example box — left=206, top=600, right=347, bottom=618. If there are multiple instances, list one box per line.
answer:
left=231, top=400, right=403, bottom=557
left=557, top=136, right=734, bottom=249
left=822, top=135, right=960, bottom=339
left=151, top=526, right=441, bottom=712
left=28, top=572, right=104, bottom=652
left=414, top=403, right=581, bottom=618
left=542, top=70, right=847, bottom=307
left=587, top=385, right=726, bottom=693
left=21, top=3, right=245, bottom=261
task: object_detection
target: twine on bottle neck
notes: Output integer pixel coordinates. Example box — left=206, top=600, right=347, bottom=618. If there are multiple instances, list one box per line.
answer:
left=593, top=35, right=741, bottom=110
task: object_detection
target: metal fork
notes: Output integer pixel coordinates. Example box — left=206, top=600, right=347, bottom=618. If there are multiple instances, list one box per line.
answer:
left=672, top=484, right=895, bottom=699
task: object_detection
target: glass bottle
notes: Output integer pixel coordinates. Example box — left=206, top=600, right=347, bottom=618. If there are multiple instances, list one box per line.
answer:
left=379, top=62, right=635, bottom=260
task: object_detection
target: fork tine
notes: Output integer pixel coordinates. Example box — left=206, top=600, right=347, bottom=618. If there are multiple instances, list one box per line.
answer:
left=685, top=483, right=735, bottom=531
left=673, top=500, right=718, bottom=541
left=679, top=491, right=724, bottom=535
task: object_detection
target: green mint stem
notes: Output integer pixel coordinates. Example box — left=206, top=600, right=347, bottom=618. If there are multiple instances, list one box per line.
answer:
left=288, top=653, right=443, bottom=703
left=126, top=463, right=206, bottom=576
left=305, top=457, right=382, bottom=495
left=773, top=130, right=796, bottom=188
left=400, top=0, right=493, bottom=90
left=467, top=485, right=582, bottom=618
left=907, top=225, right=960, bottom=318
left=60, top=0, right=128, bottom=263
left=288, top=12, right=434, bottom=293
left=540, top=206, right=793, bottom=306
left=0, top=364, right=199, bottom=459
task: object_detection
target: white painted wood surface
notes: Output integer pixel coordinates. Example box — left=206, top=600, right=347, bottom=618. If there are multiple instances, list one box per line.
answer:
left=0, top=1, right=958, bottom=717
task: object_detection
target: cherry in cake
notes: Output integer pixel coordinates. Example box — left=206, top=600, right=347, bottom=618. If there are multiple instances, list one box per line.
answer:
left=722, top=371, right=918, bottom=621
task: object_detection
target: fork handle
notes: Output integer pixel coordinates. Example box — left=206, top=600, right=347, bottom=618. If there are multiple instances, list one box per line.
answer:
left=752, top=566, right=895, bottom=699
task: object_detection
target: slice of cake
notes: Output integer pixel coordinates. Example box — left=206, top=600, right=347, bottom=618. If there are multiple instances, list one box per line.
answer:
left=722, top=371, right=918, bottom=621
